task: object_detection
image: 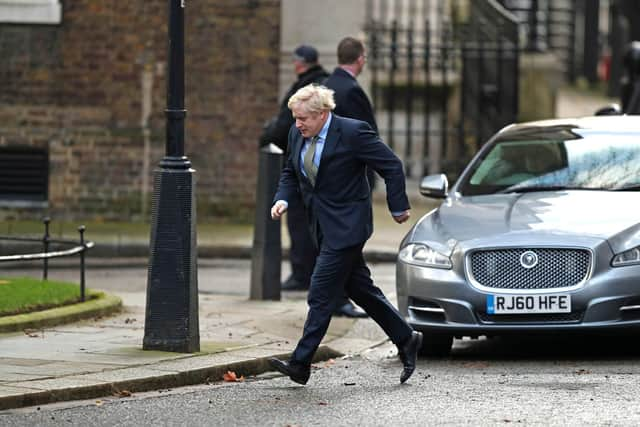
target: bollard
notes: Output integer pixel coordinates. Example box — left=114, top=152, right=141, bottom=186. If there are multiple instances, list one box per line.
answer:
left=621, top=41, right=640, bottom=114
left=78, top=225, right=86, bottom=302
left=250, top=143, right=283, bottom=300
left=42, top=217, right=50, bottom=281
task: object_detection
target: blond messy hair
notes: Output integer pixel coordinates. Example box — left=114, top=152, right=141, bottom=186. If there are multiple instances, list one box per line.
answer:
left=288, top=84, right=336, bottom=114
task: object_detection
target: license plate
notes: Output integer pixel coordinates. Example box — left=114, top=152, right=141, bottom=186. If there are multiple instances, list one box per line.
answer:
left=486, top=294, right=571, bottom=314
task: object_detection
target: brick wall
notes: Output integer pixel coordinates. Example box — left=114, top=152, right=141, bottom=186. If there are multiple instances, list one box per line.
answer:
left=0, top=0, right=281, bottom=221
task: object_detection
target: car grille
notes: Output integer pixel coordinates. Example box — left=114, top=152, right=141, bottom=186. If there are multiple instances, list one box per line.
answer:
left=477, top=311, right=584, bottom=324
left=469, top=248, right=591, bottom=290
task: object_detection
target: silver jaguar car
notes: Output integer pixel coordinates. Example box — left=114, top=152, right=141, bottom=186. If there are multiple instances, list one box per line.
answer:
left=396, top=116, right=640, bottom=356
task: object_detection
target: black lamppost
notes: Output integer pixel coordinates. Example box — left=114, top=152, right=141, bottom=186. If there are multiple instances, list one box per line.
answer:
left=143, top=0, right=199, bottom=353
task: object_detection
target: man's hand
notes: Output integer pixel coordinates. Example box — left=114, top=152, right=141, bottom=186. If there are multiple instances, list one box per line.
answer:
left=271, top=200, right=288, bottom=220
left=392, top=210, right=410, bottom=224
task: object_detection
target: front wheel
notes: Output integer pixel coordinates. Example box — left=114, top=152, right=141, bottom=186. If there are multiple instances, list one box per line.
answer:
left=419, top=333, right=453, bottom=357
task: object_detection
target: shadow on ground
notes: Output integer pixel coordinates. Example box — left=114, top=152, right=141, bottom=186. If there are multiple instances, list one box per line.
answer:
left=451, top=334, right=640, bottom=360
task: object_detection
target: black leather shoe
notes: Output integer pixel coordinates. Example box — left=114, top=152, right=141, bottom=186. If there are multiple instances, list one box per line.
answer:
left=399, top=331, right=423, bottom=384
left=333, top=301, right=368, bottom=318
left=268, top=358, right=311, bottom=385
left=281, top=276, right=309, bottom=291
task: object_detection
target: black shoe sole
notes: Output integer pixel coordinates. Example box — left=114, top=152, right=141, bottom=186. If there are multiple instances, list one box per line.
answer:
left=268, top=358, right=310, bottom=385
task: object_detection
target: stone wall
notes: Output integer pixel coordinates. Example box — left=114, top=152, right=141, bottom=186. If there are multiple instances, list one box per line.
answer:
left=0, top=0, right=281, bottom=221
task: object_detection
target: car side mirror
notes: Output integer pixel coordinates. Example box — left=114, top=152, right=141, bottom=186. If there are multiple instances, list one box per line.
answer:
left=419, top=174, right=448, bottom=198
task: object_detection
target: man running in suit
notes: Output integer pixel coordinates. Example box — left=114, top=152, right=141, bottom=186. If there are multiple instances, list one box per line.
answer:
left=268, top=84, right=423, bottom=385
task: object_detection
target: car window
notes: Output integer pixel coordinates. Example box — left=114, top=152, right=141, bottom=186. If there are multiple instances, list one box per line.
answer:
left=460, top=130, right=640, bottom=195
left=469, top=141, right=565, bottom=186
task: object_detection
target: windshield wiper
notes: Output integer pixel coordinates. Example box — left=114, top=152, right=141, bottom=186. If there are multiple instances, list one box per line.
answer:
left=500, top=185, right=603, bottom=194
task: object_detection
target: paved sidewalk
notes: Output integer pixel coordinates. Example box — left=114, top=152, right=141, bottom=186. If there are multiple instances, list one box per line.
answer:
left=0, top=198, right=421, bottom=411
left=555, top=85, right=617, bottom=119
left=0, top=289, right=391, bottom=411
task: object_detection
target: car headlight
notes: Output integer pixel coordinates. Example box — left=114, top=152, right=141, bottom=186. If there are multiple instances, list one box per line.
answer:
left=612, top=247, right=640, bottom=267
left=398, top=243, right=452, bottom=269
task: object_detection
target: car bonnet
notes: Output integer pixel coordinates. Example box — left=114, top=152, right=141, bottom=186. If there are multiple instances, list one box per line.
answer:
left=409, top=191, right=640, bottom=255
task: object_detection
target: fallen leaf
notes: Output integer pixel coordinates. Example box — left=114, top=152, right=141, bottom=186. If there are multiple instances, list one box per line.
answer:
left=114, top=390, right=132, bottom=398
left=323, top=358, right=335, bottom=367
left=223, top=371, right=245, bottom=382
left=23, top=329, right=42, bottom=338
left=318, top=401, right=328, bottom=406
left=575, top=369, right=590, bottom=375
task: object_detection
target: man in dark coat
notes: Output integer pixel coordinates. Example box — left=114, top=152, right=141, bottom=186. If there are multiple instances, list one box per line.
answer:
left=261, top=45, right=330, bottom=151
left=267, top=84, right=422, bottom=385
left=323, top=36, right=381, bottom=317
left=324, top=37, right=378, bottom=134
left=324, top=36, right=378, bottom=190
left=260, top=45, right=329, bottom=291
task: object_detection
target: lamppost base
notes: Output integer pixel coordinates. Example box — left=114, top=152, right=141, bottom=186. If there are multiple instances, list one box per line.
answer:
left=143, top=165, right=199, bottom=353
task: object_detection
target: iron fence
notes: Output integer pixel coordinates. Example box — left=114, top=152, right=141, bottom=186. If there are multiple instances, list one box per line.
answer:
left=0, top=218, right=94, bottom=301
left=366, top=0, right=519, bottom=180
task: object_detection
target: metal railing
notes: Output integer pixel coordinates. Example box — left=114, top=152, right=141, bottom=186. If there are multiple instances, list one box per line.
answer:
left=0, top=217, right=95, bottom=301
left=498, top=0, right=578, bottom=81
left=365, top=0, right=519, bottom=180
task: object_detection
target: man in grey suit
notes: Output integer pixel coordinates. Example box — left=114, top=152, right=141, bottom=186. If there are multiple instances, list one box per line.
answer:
left=268, top=84, right=422, bottom=385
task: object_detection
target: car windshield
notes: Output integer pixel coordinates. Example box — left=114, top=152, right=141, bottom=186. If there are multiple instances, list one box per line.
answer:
left=459, top=128, right=640, bottom=195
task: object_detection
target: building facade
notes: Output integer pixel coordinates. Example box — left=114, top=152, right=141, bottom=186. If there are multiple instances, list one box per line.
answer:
left=0, top=0, right=280, bottom=221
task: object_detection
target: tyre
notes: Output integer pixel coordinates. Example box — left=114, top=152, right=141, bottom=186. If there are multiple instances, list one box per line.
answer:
left=419, top=333, right=453, bottom=357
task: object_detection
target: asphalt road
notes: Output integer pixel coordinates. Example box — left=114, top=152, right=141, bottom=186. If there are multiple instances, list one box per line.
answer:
left=0, top=258, right=399, bottom=299
left=4, top=332, right=640, bottom=426
left=1, top=258, right=293, bottom=295
left=4, top=261, right=640, bottom=425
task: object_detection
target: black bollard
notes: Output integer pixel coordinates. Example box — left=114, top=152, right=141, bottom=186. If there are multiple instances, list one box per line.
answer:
left=621, top=41, right=640, bottom=114
left=250, top=143, right=283, bottom=300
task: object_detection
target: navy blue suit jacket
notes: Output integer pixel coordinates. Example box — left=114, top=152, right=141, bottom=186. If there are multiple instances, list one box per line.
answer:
left=274, top=114, right=409, bottom=250
left=324, top=68, right=378, bottom=133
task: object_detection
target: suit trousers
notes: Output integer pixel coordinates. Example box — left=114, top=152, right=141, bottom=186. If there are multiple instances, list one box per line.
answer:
left=291, top=241, right=413, bottom=366
left=286, top=195, right=316, bottom=285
